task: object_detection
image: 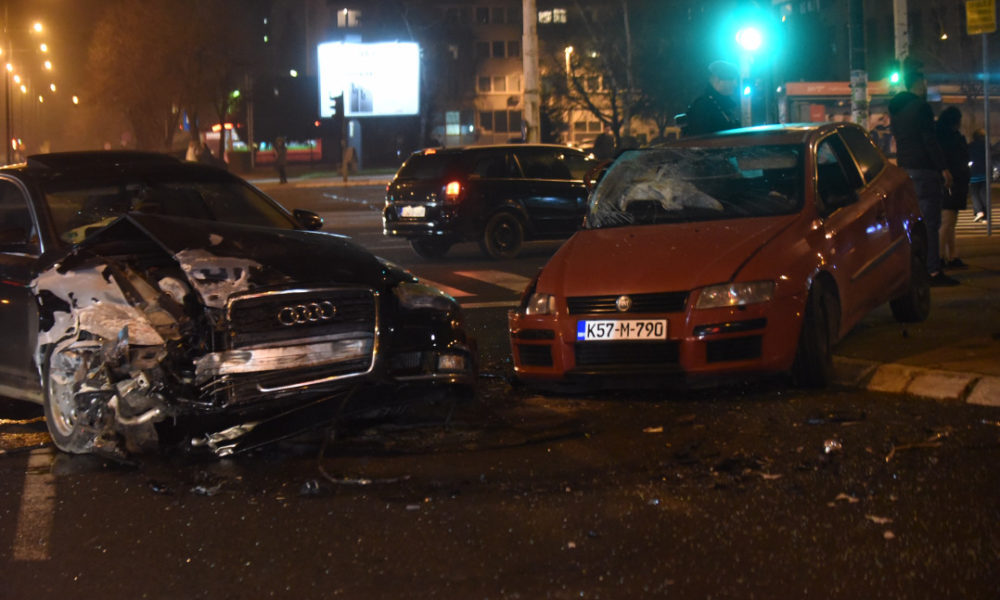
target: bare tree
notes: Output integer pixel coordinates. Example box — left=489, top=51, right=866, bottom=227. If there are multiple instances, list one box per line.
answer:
left=87, top=0, right=262, bottom=153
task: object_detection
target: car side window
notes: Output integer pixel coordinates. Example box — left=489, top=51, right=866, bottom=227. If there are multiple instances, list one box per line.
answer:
left=470, top=153, right=508, bottom=179
left=839, top=126, right=885, bottom=184
left=515, top=149, right=572, bottom=180
left=816, top=136, right=864, bottom=214
left=0, top=179, right=38, bottom=253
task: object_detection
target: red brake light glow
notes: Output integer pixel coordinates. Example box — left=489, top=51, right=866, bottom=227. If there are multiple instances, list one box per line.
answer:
left=444, top=181, right=462, bottom=204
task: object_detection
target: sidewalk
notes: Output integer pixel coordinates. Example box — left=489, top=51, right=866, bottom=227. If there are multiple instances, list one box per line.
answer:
left=832, top=232, right=1000, bottom=406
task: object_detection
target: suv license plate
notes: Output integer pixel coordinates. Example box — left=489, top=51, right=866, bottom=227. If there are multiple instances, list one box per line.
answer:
left=401, top=205, right=426, bottom=218
left=576, top=319, right=668, bottom=341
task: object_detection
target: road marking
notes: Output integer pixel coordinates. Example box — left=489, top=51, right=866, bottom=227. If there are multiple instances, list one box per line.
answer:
left=14, top=448, right=56, bottom=561
left=454, top=270, right=532, bottom=293
left=417, top=278, right=473, bottom=297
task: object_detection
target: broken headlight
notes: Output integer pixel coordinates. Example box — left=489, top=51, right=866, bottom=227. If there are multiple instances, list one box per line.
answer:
left=393, top=280, right=456, bottom=312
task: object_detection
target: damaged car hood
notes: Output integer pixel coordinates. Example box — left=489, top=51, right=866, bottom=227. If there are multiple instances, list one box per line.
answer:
left=539, top=214, right=799, bottom=297
left=67, top=214, right=394, bottom=307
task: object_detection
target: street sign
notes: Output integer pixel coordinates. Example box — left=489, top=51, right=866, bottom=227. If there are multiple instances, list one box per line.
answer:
left=967, top=0, right=997, bottom=35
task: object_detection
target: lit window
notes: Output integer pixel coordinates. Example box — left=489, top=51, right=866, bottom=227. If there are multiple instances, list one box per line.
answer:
left=538, top=10, right=552, bottom=24
left=337, top=9, right=361, bottom=28
left=553, top=8, right=567, bottom=23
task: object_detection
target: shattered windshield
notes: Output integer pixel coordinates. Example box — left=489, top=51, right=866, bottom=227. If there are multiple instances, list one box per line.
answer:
left=586, top=144, right=804, bottom=229
left=42, top=174, right=297, bottom=245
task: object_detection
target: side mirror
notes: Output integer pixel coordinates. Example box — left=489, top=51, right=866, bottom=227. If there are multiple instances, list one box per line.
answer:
left=292, top=208, right=324, bottom=231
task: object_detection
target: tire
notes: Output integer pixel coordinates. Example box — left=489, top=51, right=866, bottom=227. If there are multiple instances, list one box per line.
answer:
left=43, top=344, right=102, bottom=454
left=791, top=284, right=835, bottom=388
left=480, top=212, right=525, bottom=259
left=889, top=241, right=931, bottom=323
left=410, top=238, right=452, bottom=259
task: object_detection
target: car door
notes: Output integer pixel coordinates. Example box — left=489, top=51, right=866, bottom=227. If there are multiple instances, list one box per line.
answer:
left=838, top=125, right=910, bottom=283
left=814, top=132, right=897, bottom=328
left=512, top=148, right=589, bottom=237
left=0, top=177, right=42, bottom=401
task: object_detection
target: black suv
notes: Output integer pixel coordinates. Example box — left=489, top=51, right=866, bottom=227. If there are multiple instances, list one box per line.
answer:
left=383, top=144, right=596, bottom=259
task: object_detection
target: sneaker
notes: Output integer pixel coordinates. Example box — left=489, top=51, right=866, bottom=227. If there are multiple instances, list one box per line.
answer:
left=946, top=258, right=968, bottom=269
left=973, top=213, right=986, bottom=223
left=929, top=272, right=960, bottom=287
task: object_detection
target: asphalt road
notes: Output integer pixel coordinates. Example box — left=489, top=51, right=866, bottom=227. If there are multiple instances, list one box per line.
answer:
left=1, top=182, right=997, bottom=599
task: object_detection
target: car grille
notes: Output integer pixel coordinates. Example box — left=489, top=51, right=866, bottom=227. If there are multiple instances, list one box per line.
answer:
left=566, top=291, right=689, bottom=315
left=575, top=341, right=679, bottom=366
left=195, top=287, right=378, bottom=408
left=227, top=288, right=376, bottom=348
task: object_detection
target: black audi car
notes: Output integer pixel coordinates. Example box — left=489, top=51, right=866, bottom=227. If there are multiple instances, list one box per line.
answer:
left=0, top=152, right=476, bottom=457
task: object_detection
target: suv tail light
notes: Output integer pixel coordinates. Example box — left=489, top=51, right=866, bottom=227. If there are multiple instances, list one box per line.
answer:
left=444, top=180, right=462, bottom=205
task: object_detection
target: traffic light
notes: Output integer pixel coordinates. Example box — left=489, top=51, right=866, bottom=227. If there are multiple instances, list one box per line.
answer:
left=889, top=71, right=900, bottom=84
left=330, top=93, right=344, bottom=120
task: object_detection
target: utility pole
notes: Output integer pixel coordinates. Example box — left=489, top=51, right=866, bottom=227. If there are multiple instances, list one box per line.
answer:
left=848, top=0, right=868, bottom=125
left=522, top=0, right=540, bottom=143
left=893, top=0, right=909, bottom=65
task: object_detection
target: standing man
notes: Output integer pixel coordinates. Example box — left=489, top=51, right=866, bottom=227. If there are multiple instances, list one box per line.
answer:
left=274, top=137, right=288, bottom=184
left=888, top=65, right=958, bottom=286
left=682, top=61, right=740, bottom=137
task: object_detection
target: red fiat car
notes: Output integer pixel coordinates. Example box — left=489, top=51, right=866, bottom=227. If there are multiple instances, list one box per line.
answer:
left=508, top=123, right=929, bottom=390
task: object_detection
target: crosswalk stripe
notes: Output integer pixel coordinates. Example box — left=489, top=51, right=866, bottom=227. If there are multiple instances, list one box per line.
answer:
left=14, top=448, right=55, bottom=561
left=417, top=278, right=474, bottom=297
left=454, top=270, right=532, bottom=293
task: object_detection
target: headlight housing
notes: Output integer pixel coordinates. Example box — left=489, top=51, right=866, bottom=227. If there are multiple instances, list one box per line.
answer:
left=393, top=281, right=457, bottom=311
left=695, top=281, right=774, bottom=309
left=524, top=292, right=556, bottom=315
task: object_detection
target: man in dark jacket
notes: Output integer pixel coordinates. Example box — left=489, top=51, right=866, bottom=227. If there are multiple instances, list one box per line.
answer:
left=682, top=61, right=740, bottom=137
left=888, top=66, right=958, bottom=286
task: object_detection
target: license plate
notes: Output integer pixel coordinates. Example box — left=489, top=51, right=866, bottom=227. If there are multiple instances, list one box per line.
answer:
left=576, top=319, right=668, bottom=341
left=400, top=205, right=425, bottom=218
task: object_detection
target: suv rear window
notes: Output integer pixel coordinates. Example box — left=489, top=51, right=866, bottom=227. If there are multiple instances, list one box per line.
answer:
left=395, top=154, right=464, bottom=180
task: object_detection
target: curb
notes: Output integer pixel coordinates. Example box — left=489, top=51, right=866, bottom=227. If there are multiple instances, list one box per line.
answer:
left=833, top=356, right=1000, bottom=406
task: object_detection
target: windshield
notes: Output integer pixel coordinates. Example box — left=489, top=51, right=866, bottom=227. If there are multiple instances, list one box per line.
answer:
left=42, top=173, right=298, bottom=244
left=586, top=144, right=804, bottom=229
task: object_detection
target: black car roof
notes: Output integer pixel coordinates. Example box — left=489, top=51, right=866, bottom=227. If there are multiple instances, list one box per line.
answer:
left=21, top=151, right=181, bottom=171
left=417, top=143, right=588, bottom=155
left=2, top=151, right=234, bottom=183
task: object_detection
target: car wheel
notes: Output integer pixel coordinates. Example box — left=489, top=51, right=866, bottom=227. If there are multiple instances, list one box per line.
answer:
left=889, top=241, right=931, bottom=323
left=43, top=344, right=102, bottom=454
left=480, top=212, right=524, bottom=259
left=791, top=283, right=835, bottom=388
left=410, top=238, right=452, bottom=259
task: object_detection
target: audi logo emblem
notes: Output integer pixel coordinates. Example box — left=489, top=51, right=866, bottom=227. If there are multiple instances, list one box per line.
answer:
left=277, top=301, right=337, bottom=326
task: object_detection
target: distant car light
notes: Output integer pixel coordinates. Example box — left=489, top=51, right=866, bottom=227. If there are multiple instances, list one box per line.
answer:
left=695, top=281, right=775, bottom=309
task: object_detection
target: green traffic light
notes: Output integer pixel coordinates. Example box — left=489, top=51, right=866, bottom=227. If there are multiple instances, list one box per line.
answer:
left=890, top=72, right=900, bottom=84
left=736, top=27, right=763, bottom=52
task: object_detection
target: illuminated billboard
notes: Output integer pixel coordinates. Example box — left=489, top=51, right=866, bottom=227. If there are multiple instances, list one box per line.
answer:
left=317, top=41, right=420, bottom=118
